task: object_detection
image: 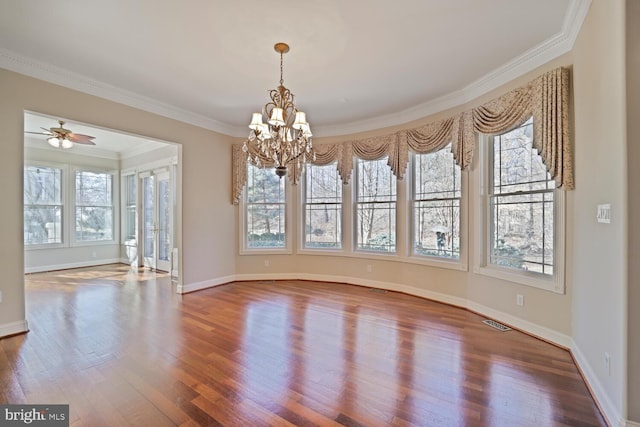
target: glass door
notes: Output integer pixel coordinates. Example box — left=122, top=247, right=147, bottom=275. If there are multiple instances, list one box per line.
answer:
left=141, top=170, right=171, bottom=271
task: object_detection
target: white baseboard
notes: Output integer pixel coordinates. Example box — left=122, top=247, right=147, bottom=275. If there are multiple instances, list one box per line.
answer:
left=0, top=320, right=29, bottom=338
left=570, top=341, right=622, bottom=427
left=25, top=258, right=124, bottom=274
left=622, top=420, right=640, bottom=427
left=177, top=275, right=236, bottom=294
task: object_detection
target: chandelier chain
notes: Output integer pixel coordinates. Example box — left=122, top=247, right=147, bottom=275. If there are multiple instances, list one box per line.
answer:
left=280, top=51, right=284, bottom=86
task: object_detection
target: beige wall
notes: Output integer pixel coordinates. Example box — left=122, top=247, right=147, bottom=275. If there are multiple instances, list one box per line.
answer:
left=571, top=0, right=627, bottom=420
left=626, top=0, right=640, bottom=421
left=0, top=68, right=236, bottom=331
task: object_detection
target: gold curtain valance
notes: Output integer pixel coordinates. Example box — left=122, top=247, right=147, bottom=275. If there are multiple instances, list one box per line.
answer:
left=232, top=67, right=572, bottom=204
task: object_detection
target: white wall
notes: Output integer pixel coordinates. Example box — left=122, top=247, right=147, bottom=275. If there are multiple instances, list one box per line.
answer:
left=571, top=0, right=627, bottom=423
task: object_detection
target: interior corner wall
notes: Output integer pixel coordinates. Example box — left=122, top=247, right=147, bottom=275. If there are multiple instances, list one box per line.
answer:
left=0, top=69, right=237, bottom=337
left=571, top=0, right=627, bottom=421
left=626, top=0, right=640, bottom=421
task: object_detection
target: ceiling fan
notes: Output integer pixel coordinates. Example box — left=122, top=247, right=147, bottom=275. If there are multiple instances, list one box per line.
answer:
left=25, top=120, right=96, bottom=149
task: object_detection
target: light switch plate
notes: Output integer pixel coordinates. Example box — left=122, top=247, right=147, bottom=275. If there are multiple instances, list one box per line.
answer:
left=597, top=204, right=611, bottom=223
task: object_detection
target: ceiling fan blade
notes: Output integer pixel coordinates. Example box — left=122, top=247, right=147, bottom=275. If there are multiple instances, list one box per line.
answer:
left=25, top=131, right=54, bottom=136
left=67, top=133, right=95, bottom=143
left=72, top=139, right=96, bottom=146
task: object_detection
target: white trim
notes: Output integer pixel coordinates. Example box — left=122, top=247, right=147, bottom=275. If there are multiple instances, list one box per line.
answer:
left=0, top=320, right=29, bottom=338
left=24, top=258, right=122, bottom=274
left=622, top=421, right=640, bottom=427
left=570, top=340, right=622, bottom=427
left=177, top=275, right=238, bottom=294
left=0, top=48, right=241, bottom=137
left=0, top=1, right=590, bottom=138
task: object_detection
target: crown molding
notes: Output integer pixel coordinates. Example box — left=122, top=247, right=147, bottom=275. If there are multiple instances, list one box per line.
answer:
left=0, top=48, right=243, bottom=137
left=1, top=0, right=590, bottom=139
left=313, top=0, right=591, bottom=138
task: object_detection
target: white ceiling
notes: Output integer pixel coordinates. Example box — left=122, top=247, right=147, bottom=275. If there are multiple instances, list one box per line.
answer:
left=1, top=1, right=589, bottom=138
left=24, top=111, right=168, bottom=158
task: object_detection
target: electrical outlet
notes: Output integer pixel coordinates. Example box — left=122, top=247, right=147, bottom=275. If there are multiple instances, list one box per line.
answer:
left=92, top=251, right=97, bottom=258
left=264, top=259, right=270, bottom=267
left=604, top=352, right=610, bottom=376
left=366, top=264, right=372, bottom=273
left=516, top=294, right=524, bottom=306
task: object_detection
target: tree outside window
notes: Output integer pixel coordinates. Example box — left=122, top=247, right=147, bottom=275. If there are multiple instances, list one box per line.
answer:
left=304, top=163, right=342, bottom=249
left=413, top=145, right=461, bottom=259
left=356, top=158, right=396, bottom=253
left=24, top=165, right=63, bottom=245
left=489, top=118, right=555, bottom=275
left=75, top=171, right=114, bottom=242
left=246, top=165, right=286, bottom=248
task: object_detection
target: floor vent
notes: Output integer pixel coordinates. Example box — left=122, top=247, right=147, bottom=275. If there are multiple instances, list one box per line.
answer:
left=482, top=319, right=511, bottom=331
left=259, top=280, right=276, bottom=284
left=369, top=288, right=388, bottom=294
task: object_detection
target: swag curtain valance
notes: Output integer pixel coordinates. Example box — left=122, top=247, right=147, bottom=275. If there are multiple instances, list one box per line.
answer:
left=232, top=67, right=572, bottom=204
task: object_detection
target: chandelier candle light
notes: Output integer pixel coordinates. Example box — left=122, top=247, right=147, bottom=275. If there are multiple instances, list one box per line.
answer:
left=242, top=42, right=315, bottom=180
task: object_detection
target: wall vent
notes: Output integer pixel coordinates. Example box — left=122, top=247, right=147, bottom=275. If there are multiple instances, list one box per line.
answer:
left=482, top=319, right=511, bottom=331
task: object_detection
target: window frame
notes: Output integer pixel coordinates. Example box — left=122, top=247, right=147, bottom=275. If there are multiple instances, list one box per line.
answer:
left=299, top=162, right=344, bottom=254
left=353, top=157, right=398, bottom=255
left=239, top=165, right=292, bottom=255
left=408, top=149, right=468, bottom=271
left=474, top=131, right=565, bottom=294
left=23, top=161, right=67, bottom=250
left=71, top=167, right=118, bottom=247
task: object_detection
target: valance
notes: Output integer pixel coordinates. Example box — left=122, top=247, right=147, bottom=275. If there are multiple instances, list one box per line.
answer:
left=232, top=67, right=572, bottom=204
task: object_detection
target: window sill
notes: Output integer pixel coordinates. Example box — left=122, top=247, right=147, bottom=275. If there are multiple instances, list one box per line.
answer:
left=239, top=247, right=292, bottom=256
left=295, top=248, right=467, bottom=272
left=474, top=264, right=563, bottom=294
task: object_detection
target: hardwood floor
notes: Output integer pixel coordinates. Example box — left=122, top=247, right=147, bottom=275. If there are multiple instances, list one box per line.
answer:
left=1, top=264, right=605, bottom=426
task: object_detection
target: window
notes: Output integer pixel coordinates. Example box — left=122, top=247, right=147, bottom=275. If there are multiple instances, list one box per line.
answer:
left=75, top=170, right=114, bottom=242
left=488, top=118, right=555, bottom=276
left=303, top=163, right=342, bottom=249
left=122, top=173, right=137, bottom=246
left=412, top=145, right=461, bottom=259
left=24, top=165, right=63, bottom=245
left=245, top=165, right=287, bottom=249
left=356, top=158, right=396, bottom=253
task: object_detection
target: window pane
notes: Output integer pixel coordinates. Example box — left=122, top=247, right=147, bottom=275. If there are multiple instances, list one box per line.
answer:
left=414, top=200, right=460, bottom=258
left=24, top=206, right=62, bottom=244
left=493, top=119, right=554, bottom=194
left=356, top=159, right=396, bottom=252
left=304, top=164, right=342, bottom=249
left=413, top=147, right=461, bottom=259
left=490, top=119, right=555, bottom=276
left=24, top=166, right=63, bottom=245
left=124, top=175, right=137, bottom=244
left=246, top=166, right=286, bottom=248
left=76, top=171, right=113, bottom=206
left=75, top=207, right=113, bottom=241
left=24, top=166, right=62, bottom=205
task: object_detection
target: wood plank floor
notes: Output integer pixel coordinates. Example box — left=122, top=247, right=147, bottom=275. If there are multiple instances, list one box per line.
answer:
left=1, top=264, right=606, bottom=426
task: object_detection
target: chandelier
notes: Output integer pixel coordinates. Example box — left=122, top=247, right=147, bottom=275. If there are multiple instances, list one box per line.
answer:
left=242, top=42, right=315, bottom=179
